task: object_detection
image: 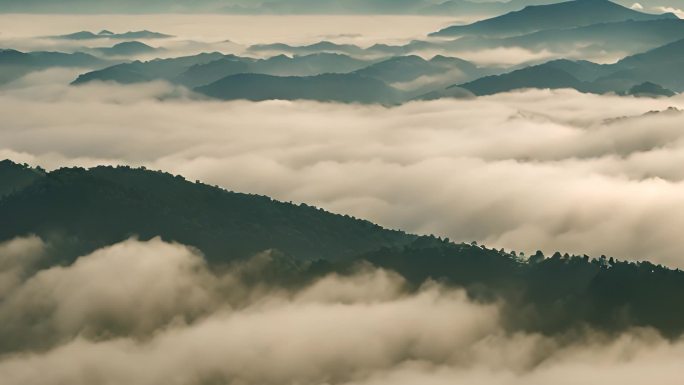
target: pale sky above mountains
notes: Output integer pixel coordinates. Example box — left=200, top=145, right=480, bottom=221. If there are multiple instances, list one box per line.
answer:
left=0, top=0, right=681, bottom=14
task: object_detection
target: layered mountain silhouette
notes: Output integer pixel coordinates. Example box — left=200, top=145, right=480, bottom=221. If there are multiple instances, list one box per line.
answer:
left=499, top=18, right=684, bottom=54
left=454, top=37, right=684, bottom=95
left=72, top=52, right=226, bottom=84
left=431, top=0, right=677, bottom=37
left=244, top=2, right=684, bottom=67
left=195, top=73, right=402, bottom=104
left=609, top=38, right=684, bottom=92
left=249, top=41, right=369, bottom=57
left=2, top=159, right=684, bottom=338
left=177, top=53, right=373, bottom=88
left=73, top=52, right=372, bottom=87
left=0, top=49, right=110, bottom=84
left=626, top=82, right=676, bottom=97
left=12, top=0, right=680, bottom=103
left=353, top=55, right=481, bottom=84
left=456, top=60, right=609, bottom=95
left=71, top=52, right=490, bottom=102
left=94, top=41, right=160, bottom=57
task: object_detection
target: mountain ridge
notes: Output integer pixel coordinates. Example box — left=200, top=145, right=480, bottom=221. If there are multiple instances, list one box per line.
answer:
left=431, top=0, right=678, bottom=37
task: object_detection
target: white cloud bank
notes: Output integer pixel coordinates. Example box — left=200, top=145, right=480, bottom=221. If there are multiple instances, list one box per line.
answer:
left=0, top=237, right=682, bottom=385
left=2, top=79, right=684, bottom=266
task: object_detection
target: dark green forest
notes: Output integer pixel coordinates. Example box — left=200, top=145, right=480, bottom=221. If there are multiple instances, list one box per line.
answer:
left=2, top=160, right=684, bottom=337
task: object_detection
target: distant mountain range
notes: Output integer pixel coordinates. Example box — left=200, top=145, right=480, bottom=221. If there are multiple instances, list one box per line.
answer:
left=7, top=0, right=683, bottom=101
left=71, top=33, right=684, bottom=101
left=195, top=73, right=402, bottom=104
left=3, top=159, right=684, bottom=338
left=245, top=1, right=684, bottom=64
left=93, top=41, right=161, bottom=57
left=71, top=52, right=492, bottom=103
left=0, top=49, right=110, bottom=84
left=431, top=0, right=678, bottom=37
left=177, top=53, right=374, bottom=87
left=52, top=30, right=173, bottom=40
left=455, top=37, right=684, bottom=95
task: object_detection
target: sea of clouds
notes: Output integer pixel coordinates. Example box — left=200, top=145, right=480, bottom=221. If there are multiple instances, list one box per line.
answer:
left=2, top=72, right=684, bottom=267
left=2, top=13, right=684, bottom=384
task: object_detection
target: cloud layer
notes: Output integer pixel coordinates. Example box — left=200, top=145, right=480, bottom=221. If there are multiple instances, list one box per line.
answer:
left=0, top=237, right=683, bottom=385
left=2, top=77, right=684, bottom=266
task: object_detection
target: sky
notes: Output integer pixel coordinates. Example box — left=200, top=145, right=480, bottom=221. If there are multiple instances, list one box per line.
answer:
left=0, top=0, right=681, bottom=14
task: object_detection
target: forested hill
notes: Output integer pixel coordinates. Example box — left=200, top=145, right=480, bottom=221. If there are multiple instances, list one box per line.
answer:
left=0, top=161, right=415, bottom=264
left=359, top=239, right=684, bottom=337
left=2, top=160, right=684, bottom=338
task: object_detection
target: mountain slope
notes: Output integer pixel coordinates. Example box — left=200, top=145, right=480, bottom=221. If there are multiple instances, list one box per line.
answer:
left=457, top=63, right=586, bottom=95
left=73, top=52, right=371, bottom=87
left=451, top=39, right=684, bottom=96
left=354, top=55, right=479, bottom=84
left=248, top=41, right=368, bottom=57
left=0, top=49, right=109, bottom=84
left=72, top=52, right=225, bottom=84
left=0, top=162, right=414, bottom=265
left=95, top=41, right=160, bottom=57
left=3, top=160, right=684, bottom=337
left=0, top=160, right=45, bottom=198
left=501, top=18, right=684, bottom=54
left=595, top=38, right=684, bottom=92
left=195, top=73, right=402, bottom=104
left=176, top=53, right=371, bottom=88
left=361, top=240, right=684, bottom=337
left=431, top=0, right=677, bottom=37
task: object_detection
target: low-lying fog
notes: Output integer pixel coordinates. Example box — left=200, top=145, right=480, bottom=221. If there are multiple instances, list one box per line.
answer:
left=0, top=236, right=682, bottom=385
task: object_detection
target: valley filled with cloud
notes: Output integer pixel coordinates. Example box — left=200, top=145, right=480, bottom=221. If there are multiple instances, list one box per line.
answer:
left=2, top=2, right=684, bottom=384
left=3, top=76, right=684, bottom=267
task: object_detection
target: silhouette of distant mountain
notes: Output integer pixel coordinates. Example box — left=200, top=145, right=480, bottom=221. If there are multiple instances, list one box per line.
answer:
left=73, top=52, right=374, bottom=88
left=53, top=30, right=173, bottom=40
left=354, top=55, right=481, bottom=84
left=94, top=41, right=160, bottom=57
left=500, top=19, right=684, bottom=55
left=457, top=63, right=587, bottom=95
left=626, top=82, right=676, bottom=97
left=73, top=53, right=492, bottom=99
left=0, top=49, right=106, bottom=68
left=0, top=49, right=109, bottom=84
left=604, top=38, right=684, bottom=92
left=249, top=41, right=368, bottom=57
left=72, top=52, right=225, bottom=84
left=431, top=0, right=677, bottom=37
left=453, top=37, right=684, bottom=96
left=195, top=73, right=402, bottom=104
left=177, top=53, right=373, bottom=88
